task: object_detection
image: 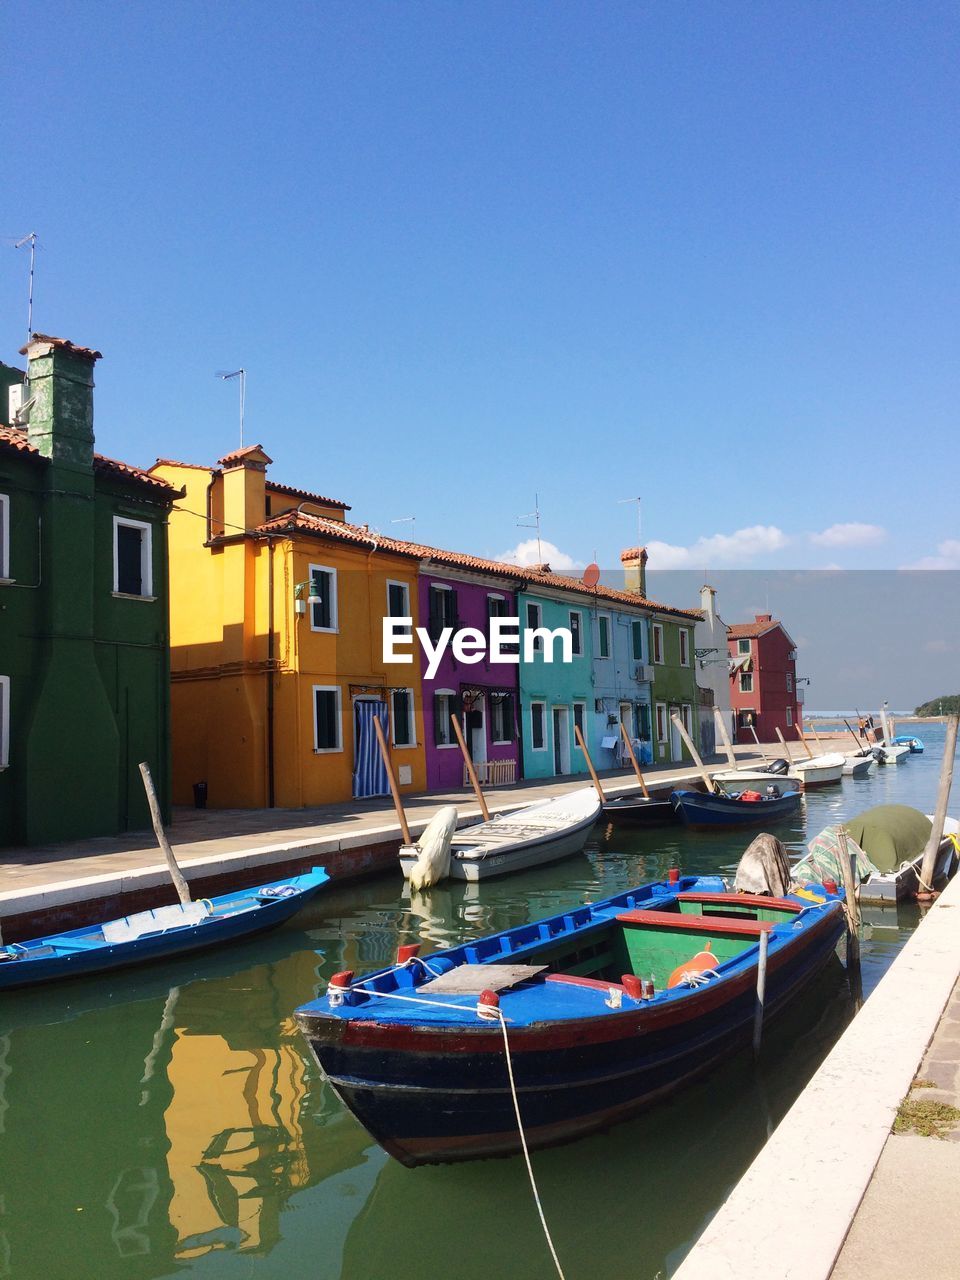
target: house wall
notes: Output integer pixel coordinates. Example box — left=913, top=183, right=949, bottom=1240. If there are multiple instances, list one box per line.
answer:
left=516, top=589, right=593, bottom=780
left=417, top=572, right=521, bottom=791
left=590, top=608, right=654, bottom=768
left=649, top=616, right=699, bottom=764
left=729, top=625, right=800, bottom=743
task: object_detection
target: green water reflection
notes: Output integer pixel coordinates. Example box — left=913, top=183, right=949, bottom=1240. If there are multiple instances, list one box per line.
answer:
left=0, top=726, right=952, bottom=1280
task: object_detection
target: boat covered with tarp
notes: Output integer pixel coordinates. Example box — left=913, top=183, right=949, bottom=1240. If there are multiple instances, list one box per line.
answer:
left=295, top=874, right=844, bottom=1165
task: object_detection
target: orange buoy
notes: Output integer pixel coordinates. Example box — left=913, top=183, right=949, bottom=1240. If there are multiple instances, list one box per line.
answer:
left=667, top=940, right=719, bottom=989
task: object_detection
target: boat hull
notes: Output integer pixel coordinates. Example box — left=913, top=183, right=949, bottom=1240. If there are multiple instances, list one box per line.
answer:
left=601, top=795, right=677, bottom=826
left=671, top=789, right=802, bottom=828
left=843, top=755, right=876, bottom=777
left=0, top=867, right=329, bottom=989
left=298, top=891, right=843, bottom=1165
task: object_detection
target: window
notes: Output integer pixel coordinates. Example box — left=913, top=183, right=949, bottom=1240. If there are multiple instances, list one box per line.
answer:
left=655, top=702, right=667, bottom=743
left=739, top=671, right=753, bottom=693
left=531, top=700, right=547, bottom=750
left=738, top=710, right=754, bottom=730
left=526, top=601, right=544, bottom=652
left=309, top=564, right=338, bottom=632
left=0, top=675, right=8, bottom=768
left=387, top=580, right=411, bottom=637
left=0, top=494, right=9, bottom=579
left=392, top=688, right=415, bottom=747
left=679, top=629, right=689, bottom=667
left=433, top=690, right=458, bottom=747
left=113, top=517, right=153, bottom=597
left=488, top=594, right=518, bottom=655
left=786, top=673, right=793, bottom=693
left=569, top=611, right=582, bottom=655
left=681, top=703, right=692, bottom=733
left=428, top=584, right=458, bottom=640
left=597, top=614, right=611, bottom=659
left=631, top=620, right=644, bottom=661
left=652, top=624, right=664, bottom=664
left=786, top=706, right=793, bottom=727
left=573, top=701, right=586, bottom=741
left=738, top=638, right=750, bottom=655
left=313, top=686, right=342, bottom=752
left=491, top=692, right=514, bottom=744
left=636, top=702, right=651, bottom=741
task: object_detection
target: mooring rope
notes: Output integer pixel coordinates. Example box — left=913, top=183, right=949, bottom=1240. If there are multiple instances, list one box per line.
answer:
left=491, top=1007, right=567, bottom=1280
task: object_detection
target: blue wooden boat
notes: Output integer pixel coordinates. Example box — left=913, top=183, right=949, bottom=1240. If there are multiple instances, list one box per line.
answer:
left=295, top=874, right=844, bottom=1165
left=671, top=788, right=802, bottom=828
left=0, top=866, right=329, bottom=990
left=892, top=734, right=924, bottom=753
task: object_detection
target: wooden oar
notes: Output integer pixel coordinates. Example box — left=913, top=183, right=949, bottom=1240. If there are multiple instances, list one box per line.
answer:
left=139, top=761, right=191, bottom=906
left=618, top=721, right=650, bottom=798
left=451, top=714, right=490, bottom=821
left=670, top=712, right=714, bottom=792
left=372, top=715, right=412, bottom=845
left=574, top=725, right=606, bottom=802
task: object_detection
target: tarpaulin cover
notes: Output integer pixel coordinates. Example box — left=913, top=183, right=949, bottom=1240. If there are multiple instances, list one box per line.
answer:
left=845, top=805, right=932, bottom=875
left=793, top=825, right=879, bottom=886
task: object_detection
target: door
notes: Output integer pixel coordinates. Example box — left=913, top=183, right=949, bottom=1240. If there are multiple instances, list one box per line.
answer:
left=670, top=705, right=682, bottom=761
left=552, top=706, right=571, bottom=775
left=352, top=699, right=389, bottom=798
left=465, top=700, right=486, bottom=765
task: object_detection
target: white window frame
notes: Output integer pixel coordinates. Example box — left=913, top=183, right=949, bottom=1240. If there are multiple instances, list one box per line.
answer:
left=739, top=671, right=754, bottom=693
left=0, top=675, right=9, bottom=769
left=597, top=612, right=612, bottom=659
left=391, top=687, right=416, bottom=749
left=679, top=628, right=690, bottom=667
left=738, top=637, right=751, bottom=655
left=530, top=699, right=548, bottom=751
left=434, top=688, right=458, bottom=749
left=312, top=684, right=343, bottom=753
left=573, top=700, right=587, bottom=743
left=0, top=494, right=9, bottom=580
left=655, top=701, right=668, bottom=744
left=386, top=578, right=411, bottom=635
left=113, top=516, right=153, bottom=598
left=681, top=703, right=693, bottom=733
left=569, top=609, right=583, bottom=656
left=309, top=563, right=339, bottom=633
left=652, top=623, right=664, bottom=664
left=786, top=706, right=793, bottom=727
left=490, top=693, right=514, bottom=745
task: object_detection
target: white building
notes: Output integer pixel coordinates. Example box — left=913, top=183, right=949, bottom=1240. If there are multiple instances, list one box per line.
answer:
left=693, top=584, right=732, bottom=756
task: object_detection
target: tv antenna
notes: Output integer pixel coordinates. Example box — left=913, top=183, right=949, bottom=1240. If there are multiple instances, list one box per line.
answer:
left=215, top=369, right=246, bottom=448
left=517, top=493, right=543, bottom=564
left=391, top=515, right=417, bottom=542
left=14, top=232, right=38, bottom=346
left=618, top=495, right=642, bottom=549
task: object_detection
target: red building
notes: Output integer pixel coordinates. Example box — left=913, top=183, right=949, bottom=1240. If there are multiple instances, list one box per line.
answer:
left=728, top=613, right=803, bottom=744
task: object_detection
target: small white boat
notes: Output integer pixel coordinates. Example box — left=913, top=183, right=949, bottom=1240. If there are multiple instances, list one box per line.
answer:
left=843, top=751, right=877, bottom=777
left=877, top=742, right=910, bottom=766
left=712, top=768, right=805, bottom=793
left=791, top=752, right=845, bottom=788
left=399, top=787, right=602, bottom=883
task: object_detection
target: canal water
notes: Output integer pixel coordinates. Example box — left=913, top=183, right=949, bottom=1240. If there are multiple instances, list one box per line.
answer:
left=1, top=725, right=955, bottom=1280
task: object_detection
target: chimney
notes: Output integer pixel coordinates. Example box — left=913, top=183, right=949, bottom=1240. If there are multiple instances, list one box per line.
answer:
left=700, top=584, right=716, bottom=623
left=20, top=335, right=102, bottom=470
left=620, top=546, right=648, bottom=597
left=218, top=444, right=271, bottom=534
left=527, top=562, right=551, bottom=575
left=755, top=613, right=773, bottom=625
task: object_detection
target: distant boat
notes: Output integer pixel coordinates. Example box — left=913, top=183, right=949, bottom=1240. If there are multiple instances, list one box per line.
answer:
left=0, top=867, right=330, bottom=990
left=892, top=735, right=924, bottom=753
left=671, top=787, right=802, bottom=828
left=295, top=874, right=845, bottom=1165
left=399, top=787, right=601, bottom=882
left=712, top=759, right=804, bottom=793
left=843, top=751, right=877, bottom=777
left=877, top=742, right=910, bottom=765
left=791, top=753, right=845, bottom=787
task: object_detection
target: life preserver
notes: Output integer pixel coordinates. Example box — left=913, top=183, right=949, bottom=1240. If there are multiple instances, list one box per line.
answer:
left=668, top=940, right=720, bottom=988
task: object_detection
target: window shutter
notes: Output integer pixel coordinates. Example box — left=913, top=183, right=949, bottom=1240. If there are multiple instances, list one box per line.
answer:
left=429, top=586, right=442, bottom=640
left=503, top=693, right=515, bottom=742
left=448, top=588, right=459, bottom=630
left=434, top=693, right=445, bottom=746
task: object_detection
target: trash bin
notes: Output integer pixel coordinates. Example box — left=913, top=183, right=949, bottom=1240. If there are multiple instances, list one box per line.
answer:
left=192, top=781, right=208, bottom=809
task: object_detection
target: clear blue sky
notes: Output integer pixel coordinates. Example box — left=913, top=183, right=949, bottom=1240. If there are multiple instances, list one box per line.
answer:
left=3, top=1, right=958, bottom=576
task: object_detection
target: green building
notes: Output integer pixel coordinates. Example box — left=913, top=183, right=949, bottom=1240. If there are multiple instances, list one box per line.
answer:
left=0, top=335, right=179, bottom=847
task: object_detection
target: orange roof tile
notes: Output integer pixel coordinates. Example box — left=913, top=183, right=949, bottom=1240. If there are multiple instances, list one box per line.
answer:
left=19, top=334, right=102, bottom=362
left=0, top=426, right=177, bottom=496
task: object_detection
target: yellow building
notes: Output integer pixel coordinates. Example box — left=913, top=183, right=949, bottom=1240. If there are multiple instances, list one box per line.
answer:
left=152, top=447, right=426, bottom=808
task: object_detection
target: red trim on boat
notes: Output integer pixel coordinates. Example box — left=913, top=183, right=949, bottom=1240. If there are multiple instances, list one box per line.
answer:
left=545, top=973, right=626, bottom=992
left=676, top=892, right=802, bottom=912
left=614, top=909, right=775, bottom=936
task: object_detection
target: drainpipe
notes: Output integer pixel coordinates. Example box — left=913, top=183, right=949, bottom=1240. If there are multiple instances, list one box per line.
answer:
left=266, top=535, right=276, bottom=808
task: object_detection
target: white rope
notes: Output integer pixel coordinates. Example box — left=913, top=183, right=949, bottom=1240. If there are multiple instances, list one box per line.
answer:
left=492, top=1007, right=567, bottom=1280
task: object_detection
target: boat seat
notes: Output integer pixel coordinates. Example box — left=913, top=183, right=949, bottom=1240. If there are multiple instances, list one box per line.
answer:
left=676, top=892, right=799, bottom=913
left=615, top=909, right=775, bottom=937
left=545, top=973, right=625, bottom=992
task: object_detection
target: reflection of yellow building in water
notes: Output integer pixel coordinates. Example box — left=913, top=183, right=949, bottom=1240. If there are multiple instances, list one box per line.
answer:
left=163, top=1015, right=310, bottom=1258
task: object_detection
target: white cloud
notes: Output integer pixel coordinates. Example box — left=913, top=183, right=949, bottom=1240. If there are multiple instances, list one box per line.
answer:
left=901, top=540, right=960, bottom=570
left=646, top=525, right=789, bottom=570
left=498, top=538, right=583, bottom=571
left=810, top=522, right=887, bottom=548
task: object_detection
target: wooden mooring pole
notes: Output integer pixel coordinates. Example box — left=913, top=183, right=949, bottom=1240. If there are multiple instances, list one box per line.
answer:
left=670, top=712, right=714, bottom=793
left=918, top=714, right=959, bottom=898
left=139, top=761, right=192, bottom=906
left=752, top=929, right=769, bottom=1057
left=574, top=725, right=606, bottom=802
left=749, top=724, right=771, bottom=763
left=372, top=715, right=412, bottom=845
left=451, top=714, right=491, bottom=821
left=713, top=705, right=737, bottom=768
left=619, top=721, right=650, bottom=798
left=837, top=825, right=862, bottom=996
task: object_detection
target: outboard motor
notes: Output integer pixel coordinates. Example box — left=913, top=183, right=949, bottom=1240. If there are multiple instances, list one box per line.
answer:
left=765, top=758, right=790, bottom=775
left=765, top=784, right=781, bottom=798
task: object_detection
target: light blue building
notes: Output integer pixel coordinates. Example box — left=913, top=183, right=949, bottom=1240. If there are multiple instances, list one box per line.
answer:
left=588, top=600, right=655, bottom=770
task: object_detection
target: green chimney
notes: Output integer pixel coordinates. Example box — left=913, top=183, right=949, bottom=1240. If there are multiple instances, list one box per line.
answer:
left=21, top=334, right=102, bottom=470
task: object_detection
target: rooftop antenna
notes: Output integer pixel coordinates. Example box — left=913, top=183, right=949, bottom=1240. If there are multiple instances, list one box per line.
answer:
left=517, top=493, right=543, bottom=565
left=14, top=232, right=38, bottom=346
left=391, top=516, right=417, bottom=542
left=216, top=369, right=246, bottom=448
left=618, top=495, right=642, bottom=550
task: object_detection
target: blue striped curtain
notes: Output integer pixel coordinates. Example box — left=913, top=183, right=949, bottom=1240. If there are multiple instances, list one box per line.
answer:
left=353, top=700, right=390, bottom=798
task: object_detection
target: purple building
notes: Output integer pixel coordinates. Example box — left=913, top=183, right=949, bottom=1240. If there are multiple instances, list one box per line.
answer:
left=417, top=558, right=523, bottom=792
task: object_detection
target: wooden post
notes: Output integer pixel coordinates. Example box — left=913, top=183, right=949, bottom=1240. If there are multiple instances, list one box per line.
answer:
left=139, top=761, right=191, bottom=906
left=618, top=721, right=650, bottom=798
left=371, top=715, right=412, bottom=845
left=918, top=714, right=958, bottom=895
left=879, top=702, right=893, bottom=748
left=809, top=722, right=825, bottom=749
left=451, top=714, right=491, bottom=821
left=574, top=724, right=606, bottom=802
left=670, top=712, right=714, bottom=792
left=794, top=725, right=815, bottom=758
left=843, top=718, right=865, bottom=750
left=713, top=705, right=737, bottom=768
left=752, top=929, right=769, bottom=1057
left=837, top=826, right=861, bottom=988
left=750, top=724, right=771, bottom=763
